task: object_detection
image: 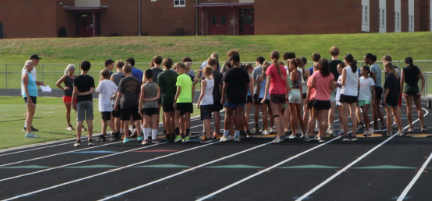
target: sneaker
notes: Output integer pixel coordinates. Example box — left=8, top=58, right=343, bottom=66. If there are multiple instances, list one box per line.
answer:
left=123, top=137, right=130, bottom=143
left=142, top=140, right=149, bottom=145
left=269, top=127, right=276, bottom=134
left=66, top=126, right=74, bottom=131
left=334, top=131, right=344, bottom=137
left=341, top=135, right=350, bottom=141
left=228, top=135, right=235, bottom=141
left=392, top=123, right=398, bottom=129
left=300, top=133, right=306, bottom=138
left=25, top=132, right=38, bottom=138
left=349, top=135, right=358, bottom=141
left=131, top=128, right=137, bottom=138
left=22, top=127, right=26, bottom=132
left=246, top=130, right=252, bottom=138
left=272, top=137, right=282, bottom=143
left=357, top=123, right=365, bottom=132
left=363, top=131, right=370, bottom=137
left=288, top=134, right=296, bottom=139
left=137, top=136, right=144, bottom=142
left=398, top=130, right=405, bottom=136
left=262, top=129, right=270, bottom=135
left=81, top=126, right=87, bottom=132
left=88, top=140, right=95, bottom=146
left=174, top=135, right=182, bottom=143
left=31, top=126, right=39, bottom=132
left=386, top=131, right=392, bottom=137
left=182, top=136, right=190, bottom=143
left=305, top=135, right=317, bottom=142
left=74, top=140, right=81, bottom=147
left=234, top=135, right=241, bottom=141
left=251, top=127, right=258, bottom=133
left=318, top=138, right=326, bottom=143
left=380, top=127, right=387, bottom=132
left=220, top=136, right=228, bottom=142
left=201, top=137, right=213, bottom=144
left=96, top=135, right=106, bottom=142
left=152, top=139, right=160, bottom=144
left=110, top=132, right=121, bottom=142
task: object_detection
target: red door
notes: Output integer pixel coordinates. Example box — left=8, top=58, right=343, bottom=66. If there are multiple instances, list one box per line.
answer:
left=240, top=9, right=254, bottom=35
left=209, top=14, right=228, bottom=35
left=79, top=13, right=94, bottom=37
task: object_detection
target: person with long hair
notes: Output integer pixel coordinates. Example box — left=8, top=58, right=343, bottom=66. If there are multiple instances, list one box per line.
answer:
left=383, top=62, right=403, bottom=136
left=358, top=66, right=375, bottom=136
left=340, top=54, right=359, bottom=141
left=262, top=51, right=290, bottom=143
left=56, top=64, right=81, bottom=131
left=288, top=58, right=305, bottom=139
left=400, top=57, right=427, bottom=132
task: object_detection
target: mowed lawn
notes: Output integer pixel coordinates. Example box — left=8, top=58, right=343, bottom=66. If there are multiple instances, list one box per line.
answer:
left=0, top=96, right=200, bottom=149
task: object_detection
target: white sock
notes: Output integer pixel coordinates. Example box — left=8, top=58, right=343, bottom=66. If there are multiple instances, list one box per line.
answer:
left=152, top=129, right=157, bottom=140
left=235, top=130, right=240, bottom=138
left=120, top=128, right=124, bottom=134
left=24, top=122, right=27, bottom=128
left=223, top=130, right=229, bottom=137
left=143, top=128, right=149, bottom=140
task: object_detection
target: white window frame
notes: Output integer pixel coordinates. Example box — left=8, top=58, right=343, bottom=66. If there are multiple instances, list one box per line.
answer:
left=174, top=0, right=186, bottom=7
left=362, top=0, right=370, bottom=32
left=395, top=0, right=401, bottom=32
left=379, top=0, right=386, bottom=33
left=408, top=0, right=414, bottom=32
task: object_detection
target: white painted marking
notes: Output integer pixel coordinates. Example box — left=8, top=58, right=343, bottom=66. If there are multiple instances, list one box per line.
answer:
left=99, top=142, right=273, bottom=201
left=396, top=152, right=432, bottom=201
left=0, top=142, right=72, bottom=158
left=195, top=137, right=341, bottom=201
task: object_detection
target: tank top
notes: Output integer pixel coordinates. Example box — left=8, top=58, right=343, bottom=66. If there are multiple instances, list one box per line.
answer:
left=143, top=82, right=158, bottom=109
left=291, top=70, right=301, bottom=88
left=259, top=77, right=267, bottom=99
left=64, top=76, right=74, bottom=96
left=201, top=79, right=214, bottom=105
left=340, top=66, right=359, bottom=96
left=298, top=67, right=308, bottom=94
left=21, top=71, right=38, bottom=98
left=112, top=72, right=124, bottom=86
left=403, top=65, right=420, bottom=86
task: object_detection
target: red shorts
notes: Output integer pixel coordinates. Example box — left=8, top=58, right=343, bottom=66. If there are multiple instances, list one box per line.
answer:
left=63, top=96, right=77, bottom=104
left=398, top=93, right=402, bottom=107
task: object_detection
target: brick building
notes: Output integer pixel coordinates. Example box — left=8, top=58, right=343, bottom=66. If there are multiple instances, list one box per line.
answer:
left=0, top=0, right=430, bottom=38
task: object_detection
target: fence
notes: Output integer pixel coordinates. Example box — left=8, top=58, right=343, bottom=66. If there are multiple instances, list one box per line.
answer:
left=2, top=61, right=432, bottom=95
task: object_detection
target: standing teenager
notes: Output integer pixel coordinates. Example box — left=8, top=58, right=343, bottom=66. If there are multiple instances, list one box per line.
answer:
left=173, top=63, right=194, bottom=143
left=365, top=53, right=386, bottom=131
left=383, top=62, right=403, bottom=136
left=158, top=58, right=177, bottom=142
left=288, top=58, right=305, bottom=139
left=110, top=60, right=125, bottom=141
left=96, top=69, right=119, bottom=141
left=56, top=64, right=76, bottom=130
left=340, top=54, right=359, bottom=142
left=140, top=69, right=161, bottom=145
left=358, top=66, right=375, bottom=136
left=197, top=66, right=215, bottom=143
left=252, top=57, right=265, bottom=133
left=328, top=46, right=343, bottom=135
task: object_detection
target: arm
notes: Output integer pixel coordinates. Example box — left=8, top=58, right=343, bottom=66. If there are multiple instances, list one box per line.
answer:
left=114, top=92, right=123, bottom=111
left=192, top=84, right=196, bottom=100
left=173, top=86, right=181, bottom=108
left=305, top=83, right=312, bottom=104
left=78, top=87, right=94, bottom=96
left=400, top=69, right=406, bottom=96
left=262, top=75, right=271, bottom=103
left=249, top=76, right=254, bottom=99
left=197, top=80, right=207, bottom=108
left=419, top=68, right=425, bottom=95
left=221, top=82, right=228, bottom=105
left=55, top=76, right=67, bottom=90
left=341, top=68, right=347, bottom=87
left=71, top=86, right=78, bottom=109
left=22, top=73, right=32, bottom=104
left=139, top=85, right=145, bottom=112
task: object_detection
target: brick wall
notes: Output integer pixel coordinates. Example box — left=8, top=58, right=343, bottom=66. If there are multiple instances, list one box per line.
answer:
left=387, top=0, right=395, bottom=32
left=419, top=0, right=429, bottom=30
left=56, top=0, right=76, bottom=37
left=99, top=0, right=139, bottom=36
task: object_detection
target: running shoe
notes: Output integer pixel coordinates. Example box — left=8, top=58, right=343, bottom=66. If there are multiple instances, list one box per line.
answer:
left=220, top=136, right=228, bottom=142
left=300, top=133, right=306, bottom=138
left=363, top=131, right=370, bottom=137
left=246, top=130, right=252, bottom=138
left=200, top=137, right=213, bottom=144
left=392, top=123, right=398, bottom=129
left=286, top=129, right=292, bottom=135
left=280, top=135, right=288, bottom=141
left=334, top=131, right=343, bottom=137
left=88, top=139, right=95, bottom=146
left=305, top=135, right=317, bottom=142
left=234, top=135, right=241, bottom=141
left=407, top=127, right=414, bottom=132
left=123, top=137, right=130, bottom=143
left=137, top=136, right=144, bottom=142
left=66, top=126, right=74, bottom=131
left=228, top=135, right=235, bottom=141
left=327, top=129, right=335, bottom=135
left=110, top=132, right=121, bottom=142
left=81, top=126, right=87, bottom=131
left=349, top=135, right=358, bottom=142
left=269, top=127, right=276, bottom=134
left=96, top=135, right=106, bottom=142
left=74, top=140, right=81, bottom=147
left=142, top=140, right=149, bottom=145
left=152, top=139, right=160, bottom=144
left=174, top=135, right=182, bottom=143
left=357, top=123, right=365, bottom=131
left=262, top=129, right=270, bottom=135
left=318, top=138, right=326, bottom=143
left=386, top=131, right=392, bottom=137
left=251, top=127, right=258, bottom=133
left=398, top=130, right=405, bottom=136
left=288, top=134, right=296, bottom=139
left=380, top=127, right=387, bottom=132
left=23, top=126, right=39, bottom=132
left=368, top=127, right=374, bottom=135
left=421, top=127, right=429, bottom=132
left=25, top=132, right=38, bottom=138
left=182, top=136, right=190, bottom=143
left=342, top=135, right=350, bottom=142
left=272, top=137, right=282, bottom=143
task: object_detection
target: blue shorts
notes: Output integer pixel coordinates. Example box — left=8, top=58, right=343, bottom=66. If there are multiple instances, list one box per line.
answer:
left=225, top=102, right=245, bottom=108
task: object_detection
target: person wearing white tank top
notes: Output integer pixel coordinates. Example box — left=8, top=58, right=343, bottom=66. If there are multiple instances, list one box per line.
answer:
left=197, top=67, right=215, bottom=143
left=340, top=54, right=359, bottom=142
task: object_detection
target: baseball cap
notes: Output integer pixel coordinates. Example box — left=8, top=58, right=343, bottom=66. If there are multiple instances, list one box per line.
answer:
left=30, top=55, right=42, bottom=60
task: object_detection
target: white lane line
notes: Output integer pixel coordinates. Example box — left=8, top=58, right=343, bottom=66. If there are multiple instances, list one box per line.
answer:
left=0, top=142, right=72, bottom=158
left=3, top=142, right=220, bottom=201
left=0, top=140, right=125, bottom=167
left=396, top=152, right=432, bottom=201
left=99, top=141, right=273, bottom=201
left=0, top=138, right=84, bottom=154
left=295, top=108, right=429, bottom=201
left=0, top=142, right=166, bottom=183
left=195, top=137, right=341, bottom=201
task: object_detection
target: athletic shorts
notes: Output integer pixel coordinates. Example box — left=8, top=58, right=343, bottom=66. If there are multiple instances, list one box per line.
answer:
left=289, top=89, right=301, bottom=104
left=176, top=103, right=193, bottom=115
left=303, top=93, right=306, bottom=99
left=225, top=102, right=245, bottom=108
left=62, top=96, right=76, bottom=104
left=246, top=96, right=253, bottom=103
left=112, top=105, right=121, bottom=118
left=120, top=105, right=141, bottom=121
left=312, top=99, right=331, bottom=110
left=163, top=103, right=175, bottom=112
left=253, top=94, right=260, bottom=105
left=212, top=101, right=223, bottom=112
left=200, top=105, right=213, bottom=120
left=404, top=84, right=420, bottom=96
left=23, top=96, right=37, bottom=105
left=270, top=94, right=286, bottom=104
left=142, top=108, right=159, bottom=116
left=76, top=101, right=94, bottom=121
left=385, top=94, right=400, bottom=108
left=307, top=100, right=313, bottom=109
left=158, top=98, right=162, bottom=105
left=340, top=94, right=358, bottom=104
left=330, top=88, right=337, bottom=102
left=374, top=87, right=383, bottom=100
left=358, top=100, right=371, bottom=107
left=101, top=112, right=111, bottom=121
left=258, top=98, right=270, bottom=105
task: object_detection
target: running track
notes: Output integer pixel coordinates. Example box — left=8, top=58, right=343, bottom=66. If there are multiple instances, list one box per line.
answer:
left=0, top=101, right=432, bottom=201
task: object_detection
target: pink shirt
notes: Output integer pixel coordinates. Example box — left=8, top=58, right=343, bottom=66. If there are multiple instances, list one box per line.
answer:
left=312, top=72, right=334, bottom=101
left=266, top=64, right=287, bottom=95
left=307, top=72, right=316, bottom=101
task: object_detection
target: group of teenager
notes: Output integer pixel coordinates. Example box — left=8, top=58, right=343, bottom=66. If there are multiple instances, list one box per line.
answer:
left=20, top=46, right=428, bottom=146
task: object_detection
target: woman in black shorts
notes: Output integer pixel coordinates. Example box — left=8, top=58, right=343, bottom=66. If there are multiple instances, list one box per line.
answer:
left=400, top=57, right=427, bottom=132
left=383, top=62, right=403, bottom=136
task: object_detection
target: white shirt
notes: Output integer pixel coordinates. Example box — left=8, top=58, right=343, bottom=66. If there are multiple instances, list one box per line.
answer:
left=359, top=76, right=375, bottom=101
left=21, top=67, right=37, bottom=96
left=96, top=80, right=118, bottom=112
left=336, top=75, right=342, bottom=102
left=340, top=66, right=359, bottom=96
left=200, top=78, right=214, bottom=105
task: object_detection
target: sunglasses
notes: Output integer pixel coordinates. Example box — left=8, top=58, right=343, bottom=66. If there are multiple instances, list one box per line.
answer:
left=70, top=67, right=75, bottom=70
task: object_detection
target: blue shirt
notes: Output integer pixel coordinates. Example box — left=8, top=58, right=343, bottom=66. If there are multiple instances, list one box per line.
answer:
left=21, top=71, right=38, bottom=97
left=308, top=66, right=314, bottom=76
left=131, top=67, right=143, bottom=85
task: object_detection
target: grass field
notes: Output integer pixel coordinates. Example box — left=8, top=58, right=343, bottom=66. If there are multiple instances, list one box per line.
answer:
left=0, top=96, right=200, bottom=149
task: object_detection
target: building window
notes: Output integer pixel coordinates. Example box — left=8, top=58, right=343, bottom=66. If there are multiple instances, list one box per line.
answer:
left=174, top=0, right=185, bottom=7
left=364, top=6, right=368, bottom=23
left=395, top=12, right=400, bottom=29
left=381, top=9, right=385, bottom=26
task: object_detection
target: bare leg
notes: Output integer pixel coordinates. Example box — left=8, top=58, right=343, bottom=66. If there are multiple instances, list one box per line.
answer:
left=289, top=103, right=298, bottom=135
left=350, top=103, right=358, bottom=135
left=260, top=104, right=269, bottom=130
left=361, top=104, right=370, bottom=132
left=86, top=119, right=93, bottom=139
left=319, top=110, right=329, bottom=138
left=413, top=95, right=425, bottom=128
left=26, top=103, right=35, bottom=133
left=296, top=104, right=305, bottom=133
left=270, top=102, right=284, bottom=138
left=65, top=103, right=72, bottom=127
left=328, top=101, right=335, bottom=131
left=213, top=111, right=220, bottom=135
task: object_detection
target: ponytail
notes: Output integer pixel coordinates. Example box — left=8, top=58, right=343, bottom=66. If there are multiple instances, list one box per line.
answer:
left=344, top=54, right=357, bottom=73
left=405, top=57, right=414, bottom=67
left=270, top=51, right=283, bottom=80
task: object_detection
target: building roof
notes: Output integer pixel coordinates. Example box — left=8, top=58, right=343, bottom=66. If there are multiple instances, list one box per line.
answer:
left=194, top=3, right=254, bottom=8
left=63, top=6, right=107, bottom=12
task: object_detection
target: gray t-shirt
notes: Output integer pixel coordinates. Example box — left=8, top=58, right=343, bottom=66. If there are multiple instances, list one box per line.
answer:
left=252, top=66, right=262, bottom=95
left=143, top=82, right=158, bottom=109
left=150, top=67, right=163, bottom=84
left=112, top=72, right=124, bottom=86
left=370, top=63, right=382, bottom=88
left=118, top=76, right=140, bottom=108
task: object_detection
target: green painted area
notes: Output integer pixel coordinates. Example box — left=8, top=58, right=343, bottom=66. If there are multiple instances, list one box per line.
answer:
left=66, top=164, right=118, bottom=169
left=0, top=165, right=48, bottom=169
left=135, top=164, right=190, bottom=168
left=279, top=165, right=339, bottom=169
left=353, top=165, right=417, bottom=170
left=206, top=165, right=263, bottom=169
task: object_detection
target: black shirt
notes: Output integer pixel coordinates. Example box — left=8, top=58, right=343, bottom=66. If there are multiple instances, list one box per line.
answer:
left=403, top=65, right=420, bottom=85
left=223, top=67, right=250, bottom=104
left=212, top=70, right=223, bottom=103
left=118, top=76, right=140, bottom=108
left=64, top=76, right=74, bottom=96
left=74, top=75, right=95, bottom=103
left=384, top=73, right=400, bottom=102
left=329, top=60, right=343, bottom=81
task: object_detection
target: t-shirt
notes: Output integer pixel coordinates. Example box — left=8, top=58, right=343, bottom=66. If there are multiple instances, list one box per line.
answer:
left=266, top=64, right=287, bottom=95
left=384, top=73, right=401, bottom=103
left=131, top=67, right=143, bottom=85
left=307, top=72, right=316, bottom=101
left=329, top=60, right=343, bottom=81
left=176, top=74, right=193, bottom=103
left=312, top=72, right=334, bottom=101
left=359, top=77, right=375, bottom=101
left=158, top=70, right=178, bottom=104
left=96, top=80, right=118, bottom=112
left=112, top=72, right=124, bottom=86
left=144, top=67, right=163, bottom=84
left=212, top=70, right=223, bottom=103
left=223, top=67, right=250, bottom=104
left=142, top=82, right=159, bottom=109
left=370, top=63, right=382, bottom=88
left=118, top=76, right=140, bottom=108
left=74, top=75, right=95, bottom=103
left=308, top=66, right=314, bottom=77
left=252, top=66, right=263, bottom=94
left=21, top=67, right=37, bottom=96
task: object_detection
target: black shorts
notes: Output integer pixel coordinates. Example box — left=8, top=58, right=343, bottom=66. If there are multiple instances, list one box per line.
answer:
left=212, top=101, right=223, bottom=112
left=246, top=96, right=253, bottom=103
left=158, top=98, right=162, bottom=105
left=24, top=96, right=37, bottom=105
left=101, top=112, right=111, bottom=121
left=258, top=98, right=270, bottom=105
left=270, top=94, right=286, bottom=104
left=340, top=94, right=358, bottom=104
left=200, top=105, right=213, bottom=120
left=307, top=100, right=313, bottom=109
left=374, top=87, right=383, bottom=100
left=253, top=94, right=260, bottom=105
left=385, top=95, right=400, bottom=107
left=312, top=99, right=331, bottom=110
left=176, top=103, right=193, bottom=115
left=162, top=103, right=175, bottom=112
left=142, top=108, right=159, bottom=116
left=303, top=93, right=306, bottom=99
left=112, top=105, right=121, bottom=118
left=120, top=105, right=142, bottom=121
